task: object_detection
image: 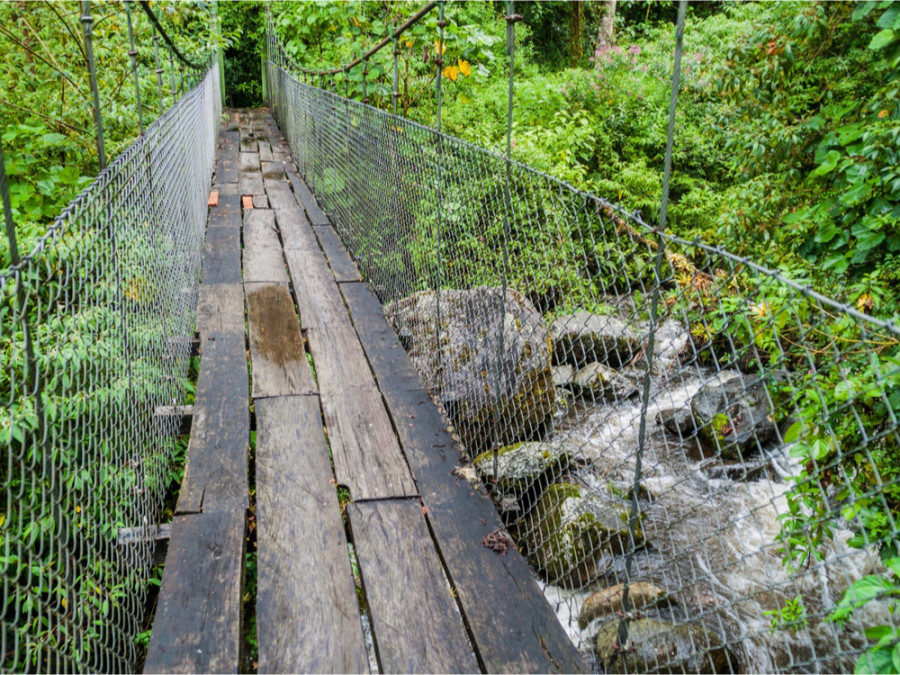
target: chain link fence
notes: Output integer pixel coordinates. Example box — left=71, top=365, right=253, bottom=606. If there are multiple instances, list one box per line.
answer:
left=1, top=62, right=220, bottom=673
left=269, top=58, right=900, bottom=673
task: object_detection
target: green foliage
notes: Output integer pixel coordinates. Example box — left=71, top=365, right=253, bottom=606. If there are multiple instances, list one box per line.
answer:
left=221, top=1, right=265, bottom=107
left=764, top=595, right=809, bottom=634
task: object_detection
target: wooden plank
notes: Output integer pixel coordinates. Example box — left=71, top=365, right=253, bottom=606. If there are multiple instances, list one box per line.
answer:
left=253, top=194, right=269, bottom=209
left=144, top=510, right=245, bottom=674
left=261, top=161, right=286, bottom=181
left=240, top=137, right=258, bottom=153
left=348, top=500, right=477, bottom=674
left=207, top=193, right=242, bottom=230
left=286, top=171, right=330, bottom=226
left=342, top=284, right=587, bottom=672
left=268, top=193, right=318, bottom=252
left=196, top=284, right=244, bottom=336
left=202, top=227, right=241, bottom=284
left=240, top=152, right=259, bottom=172
left=242, top=209, right=288, bottom=285
left=282, top=247, right=372, bottom=389
left=176, top=331, right=249, bottom=514
left=313, top=225, right=361, bottom=282
left=258, top=140, right=274, bottom=162
left=321, top=386, right=416, bottom=499
left=245, top=283, right=317, bottom=397
left=215, top=130, right=239, bottom=184
left=240, top=173, right=266, bottom=196
left=339, top=282, right=423, bottom=389
left=255, top=397, right=369, bottom=674
left=214, top=182, right=240, bottom=196
left=370, top=389, right=586, bottom=673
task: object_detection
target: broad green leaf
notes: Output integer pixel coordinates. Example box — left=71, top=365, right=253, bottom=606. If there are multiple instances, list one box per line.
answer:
left=870, top=29, right=896, bottom=51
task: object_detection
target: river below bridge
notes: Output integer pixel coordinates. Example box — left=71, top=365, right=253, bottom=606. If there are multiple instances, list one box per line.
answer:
left=535, top=365, right=889, bottom=673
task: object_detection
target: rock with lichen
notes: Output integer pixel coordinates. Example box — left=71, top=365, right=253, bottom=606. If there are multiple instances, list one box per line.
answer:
left=515, top=482, right=643, bottom=589
left=573, top=363, right=639, bottom=402
left=385, top=287, right=555, bottom=452
left=472, top=442, right=572, bottom=496
left=594, top=619, right=734, bottom=674
left=690, top=371, right=774, bottom=459
left=550, top=311, right=643, bottom=368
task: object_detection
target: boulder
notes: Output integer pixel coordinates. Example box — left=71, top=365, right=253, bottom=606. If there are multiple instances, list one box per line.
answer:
left=385, top=287, right=555, bottom=452
left=595, top=619, right=734, bottom=673
left=573, top=363, right=639, bottom=402
left=551, top=364, right=575, bottom=388
left=691, top=371, right=775, bottom=459
left=553, top=387, right=573, bottom=421
left=472, top=442, right=571, bottom=496
left=656, top=405, right=695, bottom=436
left=649, top=319, right=691, bottom=372
left=550, top=311, right=643, bottom=368
left=578, top=582, right=669, bottom=629
left=518, top=483, right=643, bottom=589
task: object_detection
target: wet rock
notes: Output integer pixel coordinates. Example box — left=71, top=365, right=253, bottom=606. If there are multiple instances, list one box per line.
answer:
left=701, top=456, right=774, bottom=482
left=385, top=287, right=555, bottom=452
left=595, top=619, right=734, bottom=674
left=472, top=442, right=571, bottom=496
left=650, top=319, right=691, bottom=373
left=656, top=405, right=695, bottom=436
left=573, top=363, right=639, bottom=402
left=518, top=483, right=642, bottom=589
left=553, top=387, right=573, bottom=421
left=550, top=311, right=643, bottom=368
left=552, top=364, right=575, bottom=388
left=691, top=371, right=775, bottom=460
left=578, top=582, right=669, bottom=629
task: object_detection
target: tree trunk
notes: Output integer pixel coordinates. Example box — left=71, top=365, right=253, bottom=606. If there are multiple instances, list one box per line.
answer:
left=569, top=1, right=583, bottom=67
left=595, top=0, right=617, bottom=53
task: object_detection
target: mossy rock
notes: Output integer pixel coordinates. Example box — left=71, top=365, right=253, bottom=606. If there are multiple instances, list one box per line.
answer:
left=519, top=482, right=643, bottom=589
left=550, top=311, right=643, bottom=368
left=578, top=582, right=670, bottom=629
left=595, top=619, right=734, bottom=674
left=473, top=442, right=572, bottom=496
left=385, top=287, right=555, bottom=452
left=573, top=363, right=639, bottom=402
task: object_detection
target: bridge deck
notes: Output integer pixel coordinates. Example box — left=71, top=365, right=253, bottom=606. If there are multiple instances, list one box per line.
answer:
left=144, top=109, right=586, bottom=674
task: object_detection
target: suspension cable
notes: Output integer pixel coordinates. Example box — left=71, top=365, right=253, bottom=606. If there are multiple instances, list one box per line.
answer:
left=138, top=0, right=206, bottom=70
left=616, top=0, right=688, bottom=662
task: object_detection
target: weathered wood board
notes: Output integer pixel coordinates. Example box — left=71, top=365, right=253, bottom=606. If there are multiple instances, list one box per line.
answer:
left=176, top=331, right=249, bottom=514
left=242, top=209, right=288, bottom=285
left=240, top=137, right=258, bottom=153
left=245, top=283, right=317, bottom=398
left=348, top=500, right=477, bottom=673
left=258, top=141, right=274, bottom=162
left=320, top=387, right=416, bottom=499
left=285, top=171, right=330, bottom=226
left=261, top=161, right=286, bottom=181
left=342, top=285, right=588, bottom=673
left=215, top=130, right=239, bottom=184
left=270, top=195, right=318, bottom=252
left=255, top=396, right=369, bottom=674
left=202, top=227, right=242, bottom=284
left=196, top=283, right=244, bottom=336
left=144, top=509, right=245, bottom=674
left=240, top=173, right=266, bottom=196
left=207, top=193, right=242, bottom=230
left=240, top=152, right=259, bottom=172
left=313, top=225, right=361, bottom=283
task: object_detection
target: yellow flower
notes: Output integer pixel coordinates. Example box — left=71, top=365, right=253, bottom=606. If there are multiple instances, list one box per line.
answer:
left=405, top=39, right=414, bottom=48
left=442, top=65, right=459, bottom=81
left=879, top=109, right=890, bottom=119
left=457, top=59, right=471, bottom=77
left=435, top=41, right=446, bottom=55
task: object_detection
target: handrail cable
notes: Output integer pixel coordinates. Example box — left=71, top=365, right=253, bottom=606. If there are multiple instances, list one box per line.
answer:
left=138, top=0, right=207, bottom=70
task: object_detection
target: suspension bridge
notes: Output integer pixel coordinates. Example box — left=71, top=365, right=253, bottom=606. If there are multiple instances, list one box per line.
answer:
left=3, top=1, right=900, bottom=673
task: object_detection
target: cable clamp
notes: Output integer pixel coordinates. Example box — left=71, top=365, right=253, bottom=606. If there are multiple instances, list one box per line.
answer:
left=506, top=14, right=523, bottom=23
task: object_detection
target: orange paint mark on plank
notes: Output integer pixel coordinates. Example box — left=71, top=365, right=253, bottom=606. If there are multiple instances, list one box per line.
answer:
left=242, top=195, right=253, bottom=210
left=208, top=191, right=219, bottom=207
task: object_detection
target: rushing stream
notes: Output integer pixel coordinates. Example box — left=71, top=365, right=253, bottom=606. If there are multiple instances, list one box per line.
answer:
left=537, top=363, right=890, bottom=673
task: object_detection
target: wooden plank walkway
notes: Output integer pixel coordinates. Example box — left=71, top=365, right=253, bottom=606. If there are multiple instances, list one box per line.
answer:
left=144, top=109, right=586, bottom=674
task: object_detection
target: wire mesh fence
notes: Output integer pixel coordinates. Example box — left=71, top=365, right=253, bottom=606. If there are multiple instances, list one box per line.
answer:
left=0, top=63, right=220, bottom=673
left=269, top=58, right=900, bottom=673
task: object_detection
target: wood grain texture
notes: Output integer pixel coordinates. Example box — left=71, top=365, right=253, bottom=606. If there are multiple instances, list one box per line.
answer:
left=240, top=152, right=259, bottom=172
left=261, top=161, right=286, bottom=181
left=202, top=227, right=242, bottom=284
left=176, top=331, right=249, bottom=514
left=245, top=283, right=317, bottom=397
left=258, top=140, right=274, bottom=162
left=285, top=170, right=330, bottom=225
left=321, top=386, right=416, bottom=499
left=271, top=194, right=318, bottom=252
left=282, top=247, right=372, bottom=390
left=196, top=283, right=244, bottom=336
left=344, top=288, right=587, bottom=673
left=144, top=510, right=245, bottom=674
left=242, top=209, right=288, bottom=285
left=255, top=397, right=369, bottom=674
left=207, top=193, right=242, bottom=230
left=240, top=137, right=258, bottom=153
left=313, top=225, right=361, bottom=282
left=240, top=173, right=266, bottom=196
left=215, top=131, right=239, bottom=184
left=348, top=500, right=477, bottom=674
